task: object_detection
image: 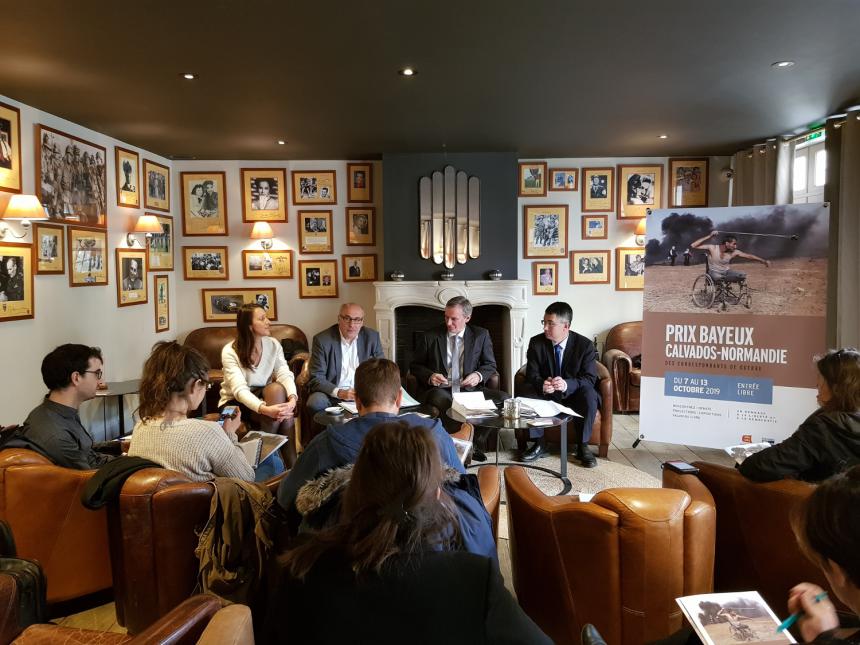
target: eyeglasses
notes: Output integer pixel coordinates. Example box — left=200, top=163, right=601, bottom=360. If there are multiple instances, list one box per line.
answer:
left=83, top=369, right=103, bottom=380
left=196, top=379, right=213, bottom=390
left=339, top=315, right=364, bottom=324
left=540, top=320, right=565, bottom=328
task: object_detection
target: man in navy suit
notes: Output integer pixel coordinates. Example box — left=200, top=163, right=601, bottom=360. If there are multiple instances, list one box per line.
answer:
left=410, top=296, right=508, bottom=416
left=522, top=301, right=599, bottom=467
left=305, top=303, right=384, bottom=415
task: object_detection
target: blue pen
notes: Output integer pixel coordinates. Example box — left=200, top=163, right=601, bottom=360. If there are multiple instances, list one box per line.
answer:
left=776, top=591, right=828, bottom=633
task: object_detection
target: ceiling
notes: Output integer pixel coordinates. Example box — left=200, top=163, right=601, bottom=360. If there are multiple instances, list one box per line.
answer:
left=2, top=0, right=858, bottom=160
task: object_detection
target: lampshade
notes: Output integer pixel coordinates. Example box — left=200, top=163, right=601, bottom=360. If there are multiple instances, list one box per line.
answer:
left=1, top=195, right=48, bottom=221
left=250, top=222, right=274, bottom=239
left=635, top=218, right=647, bottom=236
left=133, top=214, right=164, bottom=234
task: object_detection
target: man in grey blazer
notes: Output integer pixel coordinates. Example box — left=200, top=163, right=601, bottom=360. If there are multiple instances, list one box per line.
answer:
left=306, top=303, right=385, bottom=414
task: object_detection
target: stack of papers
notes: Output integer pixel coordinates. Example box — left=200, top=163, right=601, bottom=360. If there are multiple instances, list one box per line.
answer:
left=724, top=442, right=772, bottom=465
left=516, top=397, right=582, bottom=418
left=451, top=392, right=497, bottom=418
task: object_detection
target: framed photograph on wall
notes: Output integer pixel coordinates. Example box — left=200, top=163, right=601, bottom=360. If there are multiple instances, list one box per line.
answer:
left=298, top=259, right=338, bottom=298
left=146, top=214, right=174, bottom=271
left=615, top=247, right=645, bottom=291
left=347, top=162, right=372, bottom=203
left=669, top=158, right=709, bottom=208
left=617, top=164, right=663, bottom=220
left=181, top=171, right=228, bottom=236
left=0, top=241, right=33, bottom=321
left=298, top=210, right=333, bottom=253
left=342, top=253, right=377, bottom=282
left=570, top=250, right=610, bottom=284
left=0, top=100, right=22, bottom=194
left=291, top=170, right=337, bottom=205
left=532, top=261, right=559, bottom=295
left=36, top=124, right=107, bottom=227
left=523, top=205, right=568, bottom=258
left=154, top=274, right=169, bottom=333
left=518, top=161, right=547, bottom=197
left=242, top=249, right=293, bottom=279
left=202, top=287, right=278, bottom=322
left=346, top=206, right=375, bottom=246
left=549, top=168, right=578, bottom=192
left=67, top=226, right=108, bottom=287
left=241, top=168, right=287, bottom=222
left=116, top=248, right=148, bottom=307
left=183, top=246, right=229, bottom=280
left=143, top=159, right=170, bottom=212
left=581, top=214, right=607, bottom=240
left=115, top=146, right=141, bottom=208
left=581, top=167, right=615, bottom=213
left=33, top=222, right=65, bottom=274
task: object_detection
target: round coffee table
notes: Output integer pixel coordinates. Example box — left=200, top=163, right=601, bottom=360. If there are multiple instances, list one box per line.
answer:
left=446, top=408, right=572, bottom=495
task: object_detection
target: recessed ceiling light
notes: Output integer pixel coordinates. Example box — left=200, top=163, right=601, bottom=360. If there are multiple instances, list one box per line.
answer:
left=398, top=67, right=416, bottom=77
left=181, top=72, right=197, bottom=80
left=771, top=61, right=795, bottom=69
left=277, top=140, right=286, bottom=145
left=658, top=134, right=668, bottom=139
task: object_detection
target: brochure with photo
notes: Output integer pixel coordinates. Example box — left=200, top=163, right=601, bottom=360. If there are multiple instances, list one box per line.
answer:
left=724, top=442, right=773, bottom=464
left=676, top=591, right=796, bottom=645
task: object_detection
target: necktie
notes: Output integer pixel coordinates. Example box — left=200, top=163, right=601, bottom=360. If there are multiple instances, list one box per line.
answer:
left=554, top=344, right=563, bottom=378
left=451, top=335, right=461, bottom=390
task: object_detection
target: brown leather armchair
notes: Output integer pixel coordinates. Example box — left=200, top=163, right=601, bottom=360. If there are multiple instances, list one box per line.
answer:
left=662, top=461, right=844, bottom=615
left=8, top=591, right=252, bottom=645
left=110, top=465, right=500, bottom=634
left=0, top=449, right=112, bottom=605
left=513, top=362, right=613, bottom=458
left=602, top=321, right=642, bottom=413
left=505, top=466, right=715, bottom=645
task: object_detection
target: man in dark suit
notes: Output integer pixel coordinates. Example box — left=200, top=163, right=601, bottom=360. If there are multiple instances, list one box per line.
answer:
left=306, top=303, right=384, bottom=415
left=522, top=301, right=599, bottom=467
left=410, top=295, right=508, bottom=419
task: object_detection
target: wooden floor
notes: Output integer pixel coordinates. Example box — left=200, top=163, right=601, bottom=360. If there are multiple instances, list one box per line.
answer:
left=56, top=412, right=735, bottom=631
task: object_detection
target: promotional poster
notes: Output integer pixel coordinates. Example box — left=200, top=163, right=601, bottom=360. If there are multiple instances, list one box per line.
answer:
left=639, top=204, right=829, bottom=448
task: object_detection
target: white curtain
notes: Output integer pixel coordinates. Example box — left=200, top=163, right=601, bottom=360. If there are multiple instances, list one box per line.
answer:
left=731, top=138, right=795, bottom=206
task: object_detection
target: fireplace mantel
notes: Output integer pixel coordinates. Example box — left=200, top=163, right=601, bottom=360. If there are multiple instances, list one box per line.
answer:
left=373, top=280, right=530, bottom=393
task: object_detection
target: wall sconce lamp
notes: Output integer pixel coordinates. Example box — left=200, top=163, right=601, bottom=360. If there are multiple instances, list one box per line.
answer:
left=250, top=221, right=274, bottom=249
left=0, top=194, right=48, bottom=239
left=635, top=218, right=647, bottom=246
left=127, top=214, right=164, bottom=247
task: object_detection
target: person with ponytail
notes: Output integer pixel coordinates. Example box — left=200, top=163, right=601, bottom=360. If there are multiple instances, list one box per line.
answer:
left=263, top=421, right=550, bottom=644
left=128, top=341, right=255, bottom=482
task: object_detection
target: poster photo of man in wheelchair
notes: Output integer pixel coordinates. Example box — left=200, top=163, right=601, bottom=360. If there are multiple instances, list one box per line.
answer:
left=641, top=205, right=829, bottom=316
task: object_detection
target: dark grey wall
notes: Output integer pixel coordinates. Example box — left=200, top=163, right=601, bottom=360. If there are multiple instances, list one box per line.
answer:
left=382, top=152, right=518, bottom=281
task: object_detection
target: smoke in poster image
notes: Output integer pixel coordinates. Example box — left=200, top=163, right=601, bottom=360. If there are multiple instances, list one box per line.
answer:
left=642, top=204, right=828, bottom=316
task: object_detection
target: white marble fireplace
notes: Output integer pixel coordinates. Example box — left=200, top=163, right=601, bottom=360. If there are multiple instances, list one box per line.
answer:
left=373, top=280, right=531, bottom=394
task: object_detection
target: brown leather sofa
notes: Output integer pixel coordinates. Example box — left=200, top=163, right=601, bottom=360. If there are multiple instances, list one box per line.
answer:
left=0, top=449, right=112, bottom=605
left=661, top=461, right=843, bottom=615
left=601, top=321, right=642, bottom=413
left=513, top=362, right=613, bottom=458
left=6, top=590, right=252, bottom=645
left=505, top=466, right=715, bottom=645
left=110, top=464, right=500, bottom=634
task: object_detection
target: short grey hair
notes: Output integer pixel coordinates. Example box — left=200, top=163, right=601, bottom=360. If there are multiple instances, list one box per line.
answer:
left=445, top=296, right=472, bottom=317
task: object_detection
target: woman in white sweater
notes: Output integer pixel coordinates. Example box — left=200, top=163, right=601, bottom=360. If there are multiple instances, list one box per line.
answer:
left=129, top=341, right=255, bottom=482
left=219, top=303, right=298, bottom=465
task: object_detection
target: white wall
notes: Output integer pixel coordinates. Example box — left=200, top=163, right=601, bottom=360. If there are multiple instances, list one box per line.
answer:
left=517, top=156, right=731, bottom=352
left=171, top=160, right=384, bottom=341
left=0, top=94, right=173, bottom=436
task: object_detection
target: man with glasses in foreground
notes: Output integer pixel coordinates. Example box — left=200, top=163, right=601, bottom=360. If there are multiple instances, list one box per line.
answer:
left=7, top=344, right=116, bottom=469
left=522, top=302, right=600, bottom=467
left=306, top=303, right=384, bottom=415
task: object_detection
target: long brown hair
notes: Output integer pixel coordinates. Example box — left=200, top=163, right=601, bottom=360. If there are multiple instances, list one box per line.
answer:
left=137, top=341, right=210, bottom=421
left=284, top=421, right=460, bottom=579
left=792, top=465, right=860, bottom=589
left=233, top=303, right=263, bottom=368
left=816, top=348, right=860, bottom=412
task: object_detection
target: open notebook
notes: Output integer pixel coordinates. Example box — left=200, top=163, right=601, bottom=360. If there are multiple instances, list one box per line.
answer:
left=238, top=431, right=288, bottom=468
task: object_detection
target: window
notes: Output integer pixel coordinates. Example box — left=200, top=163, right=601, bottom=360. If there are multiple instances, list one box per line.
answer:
left=792, top=138, right=826, bottom=204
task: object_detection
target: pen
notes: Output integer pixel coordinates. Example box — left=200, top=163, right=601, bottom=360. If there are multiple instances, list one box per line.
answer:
left=776, top=591, right=828, bottom=633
